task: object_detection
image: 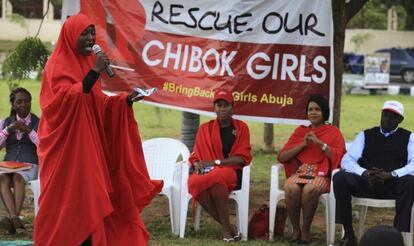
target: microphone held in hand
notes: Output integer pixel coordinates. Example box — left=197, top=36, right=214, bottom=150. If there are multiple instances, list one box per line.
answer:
left=92, top=44, right=115, bottom=77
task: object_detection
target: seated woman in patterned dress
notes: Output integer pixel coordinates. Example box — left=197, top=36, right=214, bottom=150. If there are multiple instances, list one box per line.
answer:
left=277, top=94, right=346, bottom=244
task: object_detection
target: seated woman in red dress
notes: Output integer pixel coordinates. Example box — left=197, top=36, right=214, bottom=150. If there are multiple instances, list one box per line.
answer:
left=188, top=89, right=252, bottom=242
left=277, top=94, right=346, bottom=244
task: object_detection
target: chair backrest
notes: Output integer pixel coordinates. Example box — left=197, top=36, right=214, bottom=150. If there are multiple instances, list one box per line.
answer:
left=143, top=138, right=190, bottom=187
left=239, top=164, right=251, bottom=191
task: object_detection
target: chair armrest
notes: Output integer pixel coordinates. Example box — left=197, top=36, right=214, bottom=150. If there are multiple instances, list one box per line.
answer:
left=241, top=164, right=251, bottom=191
left=180, top=161, right=191, bottom=195
left=330, top=168, right=341, bottom=194
left=271, top=164, right=284, bottom=191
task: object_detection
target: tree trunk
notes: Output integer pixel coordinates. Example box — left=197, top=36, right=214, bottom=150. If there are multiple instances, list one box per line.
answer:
left=332, top=0, right=347, bottom=127
left=263, top=123, right=274, bottom=152
left=332, top=0, right=368, bottom=127
left=403, top=0, right=414, bottom=30
left=181, top=111, right=200, bottom=152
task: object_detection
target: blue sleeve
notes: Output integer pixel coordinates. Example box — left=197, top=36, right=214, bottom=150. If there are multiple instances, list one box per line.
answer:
left=341, top=131, right=366, bottom=176
left=394, top=133, right=414, bottom=177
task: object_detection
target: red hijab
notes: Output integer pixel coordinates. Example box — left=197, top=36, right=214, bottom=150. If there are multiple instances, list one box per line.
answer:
left=40, top=14, right=96, bottom=110
left=35, top=13, right=162, bottom=246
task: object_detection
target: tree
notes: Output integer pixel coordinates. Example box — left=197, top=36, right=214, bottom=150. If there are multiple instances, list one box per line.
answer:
left=181, top=112, right=200, bottom=152
left=332, top=0, right=368, bottom=126
left=263, top=123, right=274, bottom=152
left=2, top=37, right=49, bottom=90
left=2, top=1, right=52, bottom=90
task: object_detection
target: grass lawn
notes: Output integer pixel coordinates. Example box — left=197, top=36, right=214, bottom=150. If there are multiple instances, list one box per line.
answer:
left=0, top=80, right=413, bottom=245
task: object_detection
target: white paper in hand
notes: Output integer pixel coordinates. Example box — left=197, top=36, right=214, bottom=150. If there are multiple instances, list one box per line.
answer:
left=132, top=87, right=157, bottom=100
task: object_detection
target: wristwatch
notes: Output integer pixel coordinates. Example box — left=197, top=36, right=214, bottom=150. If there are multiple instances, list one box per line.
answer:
left=214, top=159, right=221, bottom=166
left=391, top=171, right=398, bottom=178
left=321, top=143, right=328, bottom=151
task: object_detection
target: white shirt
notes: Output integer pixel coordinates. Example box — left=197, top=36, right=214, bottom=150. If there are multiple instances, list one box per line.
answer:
left=341, top=127, right=414, bottom=177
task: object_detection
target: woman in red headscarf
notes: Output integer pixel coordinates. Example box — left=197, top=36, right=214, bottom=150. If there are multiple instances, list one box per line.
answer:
left=277, top=94, right=345, bottom=244
left=34, top=14, right=162, bottom=246
left=188, top=89, right=252, bottom=242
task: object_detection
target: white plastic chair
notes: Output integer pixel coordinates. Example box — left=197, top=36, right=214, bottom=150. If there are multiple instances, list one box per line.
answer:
left=27, top=178, right=40, bottom=215
left=331, top=169, right=414, bottom=246
left=142, top=138, right=190, bottom=235
left=268, top=164, right=334, bottom=245
left=179, top=164, right=251, bottom=240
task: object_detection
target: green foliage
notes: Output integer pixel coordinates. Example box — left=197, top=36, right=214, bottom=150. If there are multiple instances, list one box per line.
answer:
left=2, top=37, right=49, bottom=90
left=394, top=5, right=408, bottom=30
left=347, top=1, right=388, bottom=29
left=347, top=0, right=410, bottom=30
left=9, top=13, right=27, bottom=28
left=350, top=33, right=373, bottom=52
left=51, top=0, right=62, bottom=8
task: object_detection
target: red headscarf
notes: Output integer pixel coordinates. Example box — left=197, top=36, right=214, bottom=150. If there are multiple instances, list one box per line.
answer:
left=35, top=13, right=162, bottom=246
left=40, top=14, right=95, bottom=110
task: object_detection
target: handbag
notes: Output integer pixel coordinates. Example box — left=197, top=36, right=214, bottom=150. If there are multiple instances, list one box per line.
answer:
left=248, top=203, right=288, bottom=239
left=274, top=203, right=288, bottom=237
left=248, top=204, right=269, bottom=239
left=296, top=163, right=319, bottom=179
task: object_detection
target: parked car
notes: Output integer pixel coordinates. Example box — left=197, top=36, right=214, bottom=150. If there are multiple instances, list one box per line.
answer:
left=343, top=53, right=364, bottom=75
left=375, top=48, right=414, bottom=83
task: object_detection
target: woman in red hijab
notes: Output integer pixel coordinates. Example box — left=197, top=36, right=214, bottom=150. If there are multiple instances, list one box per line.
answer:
left=34, top=14, right=162, bottom=246
left=188, top=89, right=252, bottom=242
left=277, top=94, right=345, bottom=244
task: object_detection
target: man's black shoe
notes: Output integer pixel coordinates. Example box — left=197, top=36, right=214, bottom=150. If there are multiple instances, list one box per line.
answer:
left=333, top=237, right=357, bottom=246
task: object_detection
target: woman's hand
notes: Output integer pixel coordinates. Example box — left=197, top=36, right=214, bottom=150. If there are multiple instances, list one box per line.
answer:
left=194, top=160, right=214, bottom=174
left=193, top=161, right=204, bottom=174
left=305, top=131, right=323, bottom=146
left=92, top=51, right=110, bottom=73
left=7, top=121, right=31, bottom=134
left=126, top=90, right=144, bottom=105
left=303, top=132, right=313, bottom=146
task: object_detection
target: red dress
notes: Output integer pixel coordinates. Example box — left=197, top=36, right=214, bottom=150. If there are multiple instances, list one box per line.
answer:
left=188, top=119, right=252, bottom=200
left=34, top=14, right=162, bottom=246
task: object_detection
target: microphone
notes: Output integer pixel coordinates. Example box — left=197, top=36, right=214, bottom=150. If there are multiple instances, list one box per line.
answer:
left=92, top=44, right=115, bottom=77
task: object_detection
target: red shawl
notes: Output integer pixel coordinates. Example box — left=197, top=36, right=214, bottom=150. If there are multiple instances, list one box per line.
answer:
left=278, top=125, right=345, bottom=179
left=189, top=119, right=252, bottom=168
left=34, top=14, right=162, bottom=246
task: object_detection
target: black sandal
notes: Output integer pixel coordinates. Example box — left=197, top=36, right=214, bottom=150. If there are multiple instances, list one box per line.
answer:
left=1, top=217, right=16, bottom=234
left=10, top=217, right=26, bottom=234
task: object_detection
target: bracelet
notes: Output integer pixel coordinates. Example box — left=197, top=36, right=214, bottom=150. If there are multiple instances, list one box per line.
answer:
left=321, top=143, right=328, bottom=151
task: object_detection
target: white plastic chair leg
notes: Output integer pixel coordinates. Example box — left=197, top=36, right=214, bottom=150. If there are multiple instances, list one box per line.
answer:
left=323, top=196, right=331, bottom=246
left=194, top=204, right=202, bottom=231
left=167, top=195, right=176, bottom=234
left=328, top=191, right=336, bottom=244
left=358, top=206, right=368, bottom=240
left=237, top=200, right=248, bottom=240
left=29, top=179, right=40, bottom=215
left=179, top=195, right=191, bottom=238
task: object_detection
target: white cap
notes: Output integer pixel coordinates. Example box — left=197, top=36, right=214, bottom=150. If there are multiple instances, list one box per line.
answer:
left=382, top=100, right=404, bottom=118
